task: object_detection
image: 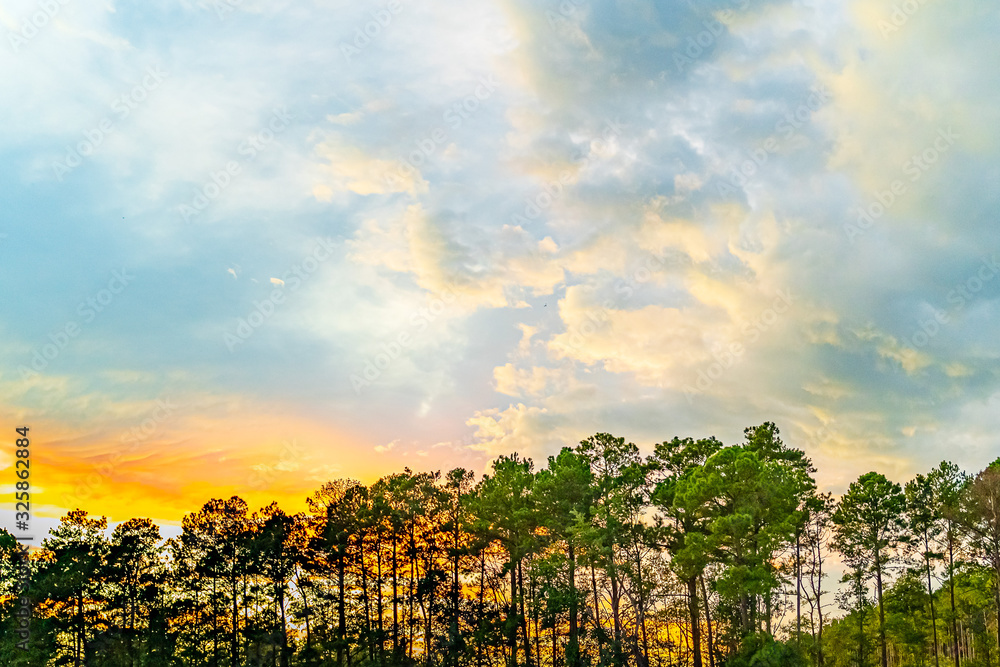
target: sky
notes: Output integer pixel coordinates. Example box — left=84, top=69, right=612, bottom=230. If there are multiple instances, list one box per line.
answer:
left=1, top=0, right=999, bottom=541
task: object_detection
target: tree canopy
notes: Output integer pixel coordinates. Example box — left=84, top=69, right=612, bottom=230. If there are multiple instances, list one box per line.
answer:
left=2, top=421, right=997, bottom=667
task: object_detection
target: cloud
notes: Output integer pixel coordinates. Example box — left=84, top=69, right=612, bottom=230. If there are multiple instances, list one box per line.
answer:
left=466, top=403, right=566, bottom=459
left=493, top=363, right=582, bottom=398
left=374, top=439, right=398, bottom=453
left=348, top=204, right=566, bottom=310
left=314, top=136, right=428, bottom=197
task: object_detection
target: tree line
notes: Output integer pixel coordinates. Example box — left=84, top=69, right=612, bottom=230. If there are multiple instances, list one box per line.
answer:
left=1, top=422, right=999, bottom=667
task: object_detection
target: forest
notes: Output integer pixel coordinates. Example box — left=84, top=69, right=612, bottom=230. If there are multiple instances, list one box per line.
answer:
left=2, top=422, right=999, bottom=667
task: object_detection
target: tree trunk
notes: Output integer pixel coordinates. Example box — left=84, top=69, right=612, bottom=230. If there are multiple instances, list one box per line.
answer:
left=994, top=554, right=1000, bottom=656
left=421, top=578, right=433, bottom=667
left=530, top=566, right=541, bottom=667
left=478, top=549, right=486, bottom=667
left=609, top=561, right=624, bottom=667
left=856, top=579, right=866, bottom=667
left=231, top=572, right=239, bottom=667
left=451, top=519, right=461, bottom=667
left=519, top=559, right=534, bottom=667
left=509, top=559, right=520, bottom=667
left=195, top=579, right=203, bottom=665
left=377, top=540, right=385, bottom=664
left=816, top=534, right=825, bottom=667
left=77, top=592, right=84, bottom=667
left=425, top=549, right=435, bottom=665
left=923, top=528, right=940, bottom=667
left=213, top=576, right=219, bottom=667
left=338, top=553, right=347, bottom=666
left=299, top=574, right=313, bottom=665
left=765, top=590, right=772, bottom=636
left=687, top=577, right=703, bottom=667
left=949, top=529, right=960, bottom=667
left=393, top=535, right=399, bottom=657
left=552, top=617, right=558, bottom=667
left=681, top=609, right=691, bottom=661
left=796, top=531, right=802, bottom=645
left=567, top=540, right=579, bottom=667
left=279, top=581, right=290, bottom=667
left=410, top=524, right=417, bottom=661
left=634, top=547, right=650, bottom=667
left=273, top=578, right=280, bottom=667
left=591, top=563, right=605, bottom=661
left=242, top=572, right=249, bottom=667
left=360, top=533, right=374, bottom=662
left=700, top=575, right=715, bottom=667
left=129, top=580, right=137, bottom=667
left=875, top=548, right=888, bottom=667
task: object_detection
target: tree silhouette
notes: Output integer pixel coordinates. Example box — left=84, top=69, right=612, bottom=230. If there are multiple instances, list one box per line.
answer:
left=5, top=425, right=1000, bottom=666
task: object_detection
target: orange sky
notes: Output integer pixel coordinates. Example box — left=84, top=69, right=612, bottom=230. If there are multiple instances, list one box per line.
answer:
left=9, top=407, right=388, bottom=528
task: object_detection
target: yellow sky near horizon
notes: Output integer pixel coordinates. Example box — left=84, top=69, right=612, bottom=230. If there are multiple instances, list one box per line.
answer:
left=0, top=406, right=394, bottom=528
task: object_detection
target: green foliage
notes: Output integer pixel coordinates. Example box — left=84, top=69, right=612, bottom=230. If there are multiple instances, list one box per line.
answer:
left=675, top=425, right=814, bottom=639
left=3, top=430, right=1000, bottom=667
left=833, top=472, right=910, bottom=667
left=722, top=633, right=808, bottom=667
